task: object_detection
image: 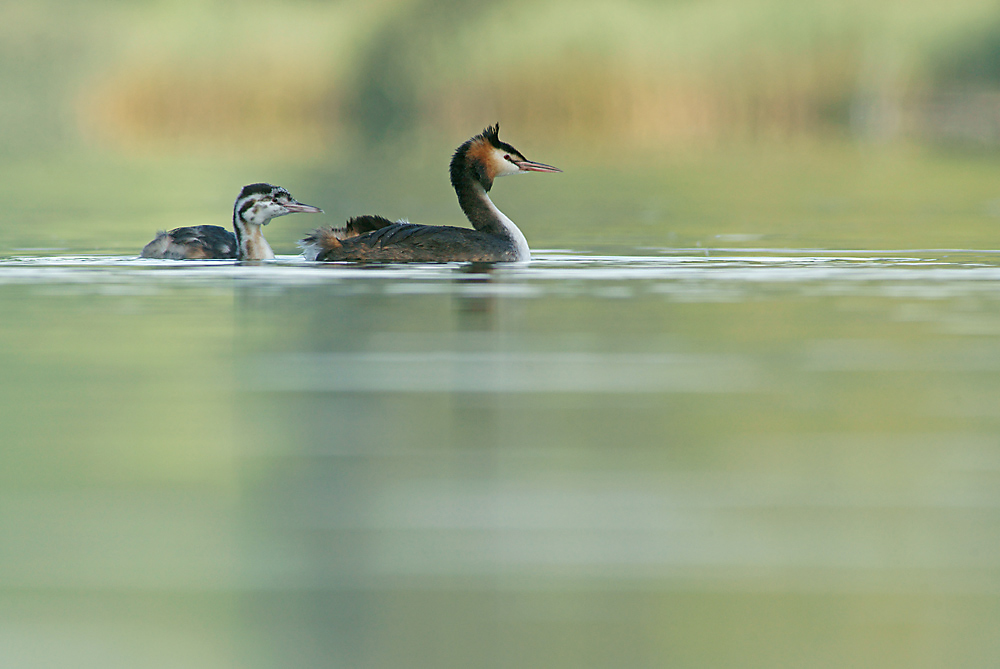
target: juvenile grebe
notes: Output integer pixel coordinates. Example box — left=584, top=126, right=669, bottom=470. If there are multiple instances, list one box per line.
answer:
left=141, top=183, right=322, bottom=260
left=300, top=125, right=559, bottom=262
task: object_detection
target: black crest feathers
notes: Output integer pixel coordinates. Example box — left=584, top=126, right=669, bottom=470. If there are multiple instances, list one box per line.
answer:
left=482, top=124, right=501, bottom=147
left=238, top=183, right=277, bottom=199
left=480, top=123, right=520, bottom=157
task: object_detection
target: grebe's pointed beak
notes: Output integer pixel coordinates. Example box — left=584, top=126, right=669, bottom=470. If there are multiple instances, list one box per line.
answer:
left=284, top=200, right=324, bottom=214
left=513, top=159, right=562, bottom=174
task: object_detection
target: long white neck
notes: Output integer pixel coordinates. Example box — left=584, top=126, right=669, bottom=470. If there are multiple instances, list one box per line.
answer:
left=482, top=191, right=530, bottom=262
left=456, top=177, right=531, bottom=262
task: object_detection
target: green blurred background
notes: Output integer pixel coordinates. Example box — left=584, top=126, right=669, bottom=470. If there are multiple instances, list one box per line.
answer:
left=6, top=3, right=1000, bottom=668
left=6, top=0, right=1000, bottom=253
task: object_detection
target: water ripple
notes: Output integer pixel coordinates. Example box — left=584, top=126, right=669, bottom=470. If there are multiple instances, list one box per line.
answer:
left=0, top=252, right=998, bottom=300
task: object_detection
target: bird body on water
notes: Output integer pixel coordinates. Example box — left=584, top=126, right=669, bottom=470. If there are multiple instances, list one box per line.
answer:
left=141, top=183, right=322, bottom=260
left=300, top=125, right=559, bottom=263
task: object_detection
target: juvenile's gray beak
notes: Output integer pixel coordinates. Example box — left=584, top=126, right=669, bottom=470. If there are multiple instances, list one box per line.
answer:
left=284, top=200, right=324, bottom=214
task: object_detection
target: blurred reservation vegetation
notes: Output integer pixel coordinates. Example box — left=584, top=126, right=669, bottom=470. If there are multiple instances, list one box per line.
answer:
left=7, top=0, right=1000, bottom=158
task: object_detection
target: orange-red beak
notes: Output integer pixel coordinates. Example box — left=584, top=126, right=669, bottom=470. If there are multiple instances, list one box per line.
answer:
left=513, top=159, right=562, bottom=174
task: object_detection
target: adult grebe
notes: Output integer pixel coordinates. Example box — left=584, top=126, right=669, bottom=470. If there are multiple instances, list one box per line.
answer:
left=141, top=183, right=323, bottom=260
left=300, top=125, right=560, bottom=262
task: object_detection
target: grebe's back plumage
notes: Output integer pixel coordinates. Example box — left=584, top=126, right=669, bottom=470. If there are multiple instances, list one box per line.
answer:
left=301, top=221, right=524, bottom=263
left=142, top=225, right=238, bottom=260
left=300, top=125, right=559, bottom=263
left=141, top=183, right=322, bottom=260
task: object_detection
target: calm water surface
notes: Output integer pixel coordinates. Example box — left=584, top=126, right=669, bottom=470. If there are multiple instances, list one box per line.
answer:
left=3, top=250, right=1000, bottom=668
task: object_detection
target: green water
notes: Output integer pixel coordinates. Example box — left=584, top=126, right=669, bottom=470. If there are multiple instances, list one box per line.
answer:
left=3, top=148, right=1000, bottom=667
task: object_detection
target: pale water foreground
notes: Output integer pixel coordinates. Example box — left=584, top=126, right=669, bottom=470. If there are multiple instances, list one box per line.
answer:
left=2, top=250, right=1000, bottom=668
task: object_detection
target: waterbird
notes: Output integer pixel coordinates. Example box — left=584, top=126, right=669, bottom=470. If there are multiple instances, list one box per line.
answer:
left=141, top=183, right=323, bottom=260
left=299, top=124, right=560, bottom=263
